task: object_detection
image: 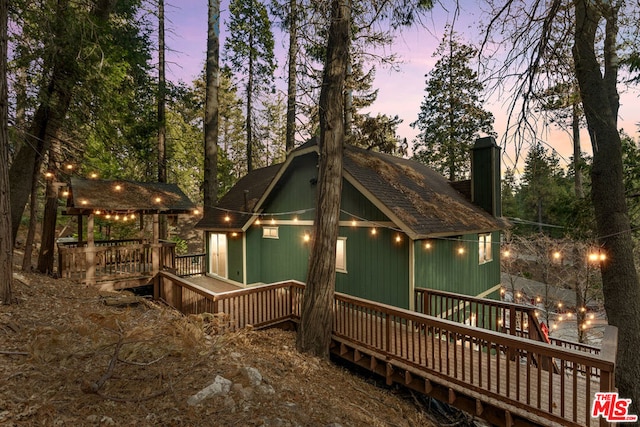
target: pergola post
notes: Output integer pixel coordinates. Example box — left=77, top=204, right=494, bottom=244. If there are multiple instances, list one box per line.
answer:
left=152, top=213, right=160, bottom=276
left=86, top=214, right=96, bottom=285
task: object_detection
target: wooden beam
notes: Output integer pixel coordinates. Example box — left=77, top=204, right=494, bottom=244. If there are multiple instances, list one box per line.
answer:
left=340, top=343, right=348, bottom=356
left=370, top=356, right=378, bottom=372
left=505, top=410, right=513, bottom=427
left=448, top=388, right=456, bottom=404
left=475, top=399, right=484, bottom=416
left=354, top=349, right=362, bottom=362
left=386, top=363, right=394, bottom=386
left=424, top=379, right=432, bottom=393
left=404, top=371, right=412, bottom=385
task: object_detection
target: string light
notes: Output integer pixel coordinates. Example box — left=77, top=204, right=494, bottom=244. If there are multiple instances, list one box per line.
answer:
left=231, top=232, right=238, bottom=237
left=425, top=241, right=432, bottom=249
left=293, top=216, right=298, bottom=223
left=395, top=235, right=402, bottom=243
left=105, top=214, right=111, bottom=219
left=553, top=251, right=561, bottom=260
left=351, top=219, right=357, bottom=226
left=65, top=164, right=73, bottom=171
left=224, top=214, right=231, bottom=222
left=303, top=233, right=310, bottom=242
left=45, top=171, right=54, bottom=179
left=154, top=197, right=162, bottom=203
left=457, top=247, right=465, bottom=255
left=271, top=218, right=276, bottom=225
left=193, top=209, right=200, bottom=215
left=371, top=228, right=377, bottom=236
left=90, top=172, right=98, bottom=179
left=502, top=249, right=510, bottom=257
left=255, top=218, right=261, bottom=225
left=94, top=210, right=101, bottom=215
left=62, top=190, right=69, bottom=197
left=114, top=184, right=122, bottom=191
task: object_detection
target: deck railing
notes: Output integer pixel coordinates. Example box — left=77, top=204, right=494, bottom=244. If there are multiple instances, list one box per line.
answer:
left=174, top=253, right=206, bottom=277
left=336, top=292, right=616, bottom=427
left=156, top=277, right=618, bottom=427
left=155, top=271, right=305, bottom=331
left=58, top=240, right=176, bottom=283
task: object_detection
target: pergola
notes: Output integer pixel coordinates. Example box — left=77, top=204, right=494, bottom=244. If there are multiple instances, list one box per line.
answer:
left=59, top=177, right=197, bottom=288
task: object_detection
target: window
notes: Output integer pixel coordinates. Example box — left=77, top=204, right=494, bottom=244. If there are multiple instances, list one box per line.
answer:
left=479, top=233, right=492, bottom=264
left=262, top=226, right=279, bottom=239
left=336, top=237, right=347, bottom=273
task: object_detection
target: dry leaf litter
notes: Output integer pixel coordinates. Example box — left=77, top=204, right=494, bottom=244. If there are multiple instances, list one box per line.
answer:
left=0, top=271, right=443, bottom=427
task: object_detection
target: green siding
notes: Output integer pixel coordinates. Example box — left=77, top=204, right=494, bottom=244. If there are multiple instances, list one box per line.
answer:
left=335, top=225, right=410, bottom=309
left=258, top=226, right=310, bottom=283
left=227, top=236, right=244, bottom=283
left=414, top=231, right=501, bottom=297
left=262, top=156, right=318, bottom=221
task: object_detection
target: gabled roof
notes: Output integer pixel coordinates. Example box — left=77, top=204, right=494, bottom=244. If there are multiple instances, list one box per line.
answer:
left=66, top=177, right=195, bottom=215
left=196, top=140, right=506, bottom=238
left=196, top=163, right=282, bottom=230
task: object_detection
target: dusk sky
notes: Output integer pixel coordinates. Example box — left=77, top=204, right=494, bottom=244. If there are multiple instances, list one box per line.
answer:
left=163, top=1, right=639, bottom=172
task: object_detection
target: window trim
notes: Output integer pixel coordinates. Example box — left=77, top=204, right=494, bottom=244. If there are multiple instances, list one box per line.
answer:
left=479, top=232, right=493, bottom=264
left=262, top=226, right=279, bottom=239
left=336, top=237, right=347, bottom=273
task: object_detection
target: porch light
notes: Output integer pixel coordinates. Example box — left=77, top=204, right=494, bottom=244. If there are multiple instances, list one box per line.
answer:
left=303, top=233, right=310, bottom=242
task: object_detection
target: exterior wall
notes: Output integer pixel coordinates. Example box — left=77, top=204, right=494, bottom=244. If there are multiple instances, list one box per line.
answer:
left=227, top=235, right=244, bottom=283
left=413, top=231, right=501, bottom=297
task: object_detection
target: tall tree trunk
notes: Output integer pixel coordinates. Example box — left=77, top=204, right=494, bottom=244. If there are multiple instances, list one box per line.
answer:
left=37, top=135, right=62, bottom=274
left=285, top=0, right=297, bottom=152
left=21, top=164, right=40, bottom=271
left=572, top=103, right=584, bottom=198
left=157, top=0, right=167, bottom=239
left=0, top=0, right=12, bottom=304
left=246, top=31, right=254, bottom=173
left=573, top=0, right=640, bottom=414
left=296, top=0, right=350, bottom=358
left=158, top=0, right=166, bottom=183
left=203, top=0, right=220, bottom=215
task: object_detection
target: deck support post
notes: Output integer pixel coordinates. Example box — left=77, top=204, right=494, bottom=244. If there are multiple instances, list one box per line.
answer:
left=370, top=356, right=378, bottom=372
left=404, top=371, right=412, bottom=385
left=152, top=213, right=160, bottom=277
left=354, top=349, right=362, bottom=362
left=505, top=410, right=513, bottom=427
left=424, top=379, right=432, bottom=393
left=385, top=363, right=394, bottom=386
left=448, top=388, right=456, bottom=404
left=475, top=399, right=483, bottom=416
left=85, top=214, right=96, bottom=286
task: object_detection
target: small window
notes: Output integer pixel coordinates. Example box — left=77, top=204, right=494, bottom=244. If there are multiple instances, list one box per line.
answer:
left=479, top=233, right=492, bottom=264
left=336, top=237, right=347, bottom=273
left=263, top=226, right=279, bottom=239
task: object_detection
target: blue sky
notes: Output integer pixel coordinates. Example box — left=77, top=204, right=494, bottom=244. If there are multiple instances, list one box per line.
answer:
left=163, top=1, right=639, bottom=172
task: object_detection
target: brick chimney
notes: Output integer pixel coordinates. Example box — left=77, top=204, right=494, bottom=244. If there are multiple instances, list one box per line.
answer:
left=471, top=136, right=501, bottom=217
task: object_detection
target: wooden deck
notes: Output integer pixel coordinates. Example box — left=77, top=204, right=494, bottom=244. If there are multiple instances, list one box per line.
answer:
left=153, top=271, right=616, bottom=427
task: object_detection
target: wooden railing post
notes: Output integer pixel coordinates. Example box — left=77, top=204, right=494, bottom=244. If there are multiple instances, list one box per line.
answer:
left=423, top=290, right=430, bottom=316
left=86, top=214, right=96, bottom=285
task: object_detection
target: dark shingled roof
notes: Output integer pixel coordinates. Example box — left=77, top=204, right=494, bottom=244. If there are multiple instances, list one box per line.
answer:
left=343, top=145, right=505, bottom=237
left=195, top=163, right=282, bottom=230
left=196, top=140, right=506, bottom=237
left=67, top=177, right=195, bottom=215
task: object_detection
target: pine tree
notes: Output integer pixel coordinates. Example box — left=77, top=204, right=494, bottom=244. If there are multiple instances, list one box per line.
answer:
left=224, top=0, right=275, bottom=172
left=411, top=29, right=495, bottom=181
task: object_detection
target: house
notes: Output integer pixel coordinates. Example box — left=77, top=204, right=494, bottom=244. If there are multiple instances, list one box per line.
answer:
left=195, top=137, right=507, bottom=310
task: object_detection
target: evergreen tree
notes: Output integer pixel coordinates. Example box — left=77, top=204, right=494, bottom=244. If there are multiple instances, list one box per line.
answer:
left=223, top=0, right=276, bottom=173
left=411, top=29, right=495, bottom=180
